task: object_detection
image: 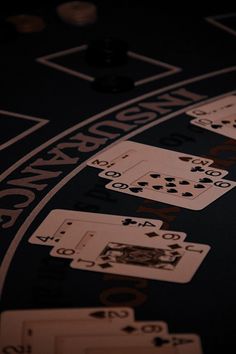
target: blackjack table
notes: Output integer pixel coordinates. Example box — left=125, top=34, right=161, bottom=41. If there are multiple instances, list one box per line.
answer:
left=0, top=1, right=236, bottom=353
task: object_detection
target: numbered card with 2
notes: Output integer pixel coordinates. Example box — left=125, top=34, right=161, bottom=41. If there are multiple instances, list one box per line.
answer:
left=0, top=308, right=203, bottom=354
left=0, top=307, right=134, bottom=354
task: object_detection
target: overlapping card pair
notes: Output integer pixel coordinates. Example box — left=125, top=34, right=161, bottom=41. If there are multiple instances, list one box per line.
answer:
left=187, top=94, right=236, bottom=139
left=0, top=307, right=203, bottom=354
left=28, top=209, right=210, bottom=283
left=87, top=140, right=236, bottom=210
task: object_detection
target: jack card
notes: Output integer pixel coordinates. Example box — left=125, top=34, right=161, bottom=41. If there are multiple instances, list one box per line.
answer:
left=70, top=224, right=210, bottom=283
left=49, top=222, right=187, bottom=260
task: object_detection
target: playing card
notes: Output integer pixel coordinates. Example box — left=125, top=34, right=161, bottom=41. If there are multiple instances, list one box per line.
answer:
left=0, top=307, right=134, bottom=353
left=83, top=348, right=174, bottom=354
left=87, top=140, right=214, bottom=172
left=56, top=334, right=202, bottom=354
left=49, top=221, right=187, bottom=259
left=55, top=333, right=202, bottom=354
left=170, top=333, right=203, bottom=354
left=88, top=140, right=228, bottom=181
left=187, top=94, right=236, bottom=139
left=83, top=346, right=177, bottom=354
left=28, top=209, right=163, bottom=246
left=70, top=224, right=210, bottom=283
left=101, top=149, right=229, bottom=185
left=55, top=333, right=175, bottom=354
left=105, top=161, right=236, bottom=210
left=24, top=320, right=169, bottom=354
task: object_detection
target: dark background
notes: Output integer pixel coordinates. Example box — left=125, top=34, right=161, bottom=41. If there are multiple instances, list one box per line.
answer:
left=0, top=2, right=236, bottom=354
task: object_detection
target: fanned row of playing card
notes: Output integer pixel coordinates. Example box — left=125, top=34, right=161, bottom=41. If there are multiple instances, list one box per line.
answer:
left=0, top=306, right=203, bottom=354
left=87, top=140, right=236, bottom=210
left=187, top=94, right=236, bottom=139
left=28, top=209, right=210, bottom=283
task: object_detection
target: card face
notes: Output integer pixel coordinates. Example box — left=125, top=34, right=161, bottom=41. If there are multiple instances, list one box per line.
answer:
left=87, top=141, right=214, bottom=172
left=105, top=161, right=236, bottom=210
left=170, top=333, right=203, bottom=354
left=55, top=334, right=175, bottom=354
left=28, top=209, right=163, bottom=246
left=24, top=320, right=169, bottom=354
left=87, top=142, right=140, bottom=170
left=85, top=348, right=174, bottom=354
left=49, top=222, right=187, bottom=260
left=0, top=307, right=134, bottom=353
left=84, top=333, right=203, bottom=354
left=70, top=225, right=210, bottom=283
left=99, top=157, right=228, bottom=182
left=187, top=94, right=236, bottom=139
left=56, top=333, right=202, bottom=354
left=96, top=142, right=228, bottom=182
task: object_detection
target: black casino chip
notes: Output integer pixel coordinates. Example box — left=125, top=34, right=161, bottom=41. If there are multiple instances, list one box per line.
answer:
left=86, top=37, right=129, bottom=67
left=91, top=74, right=134, bottom=93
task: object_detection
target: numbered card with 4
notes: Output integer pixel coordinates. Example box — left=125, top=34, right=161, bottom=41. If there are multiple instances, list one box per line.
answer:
left=28, top=209, right=163, bottom=246
left=49, top=221, right=187, bottom=260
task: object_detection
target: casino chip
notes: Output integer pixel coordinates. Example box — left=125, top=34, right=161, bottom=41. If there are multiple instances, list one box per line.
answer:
left=6, top=15, right=46, bottom=33
left=91, top=75, right=134, bottom=93
left=0, top=21, right=18, bottom=43
left=86, top=37, right=129, bottom=67
left=56, top=1, right=97, bottom=27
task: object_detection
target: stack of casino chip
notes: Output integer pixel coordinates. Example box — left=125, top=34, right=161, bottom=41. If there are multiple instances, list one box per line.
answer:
left=6, top=15, right=46, bottom=33
left=56, top=1, right=97, bottom=27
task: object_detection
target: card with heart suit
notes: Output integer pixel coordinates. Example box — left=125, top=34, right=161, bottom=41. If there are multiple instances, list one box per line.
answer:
left=187, top=94, right=236, bottom=139
left=50, top=221, right=187, bottom=260
left=94, top=141, right=228, bottom=182
left=53, top=334, right=175, bottom=354
left=0, top=307, right=134, bottom=353
left=105, top=160, right=235, bottom=210
left=28, top=209, right=163, bottom=246
left=24, top=320, right=169, bottom=354
left=70, top=223, right=210, bottom=283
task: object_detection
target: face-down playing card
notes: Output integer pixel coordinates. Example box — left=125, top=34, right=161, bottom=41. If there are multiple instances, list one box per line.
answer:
left=0, top=307, right=134, bottom=353
left=49, top=221, right=187, bottom=260
left=105, top=161, right=236, bottom=210
left=69, top=224, right=210, bottom=283
left=28, top=209, right=163, bottom=246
